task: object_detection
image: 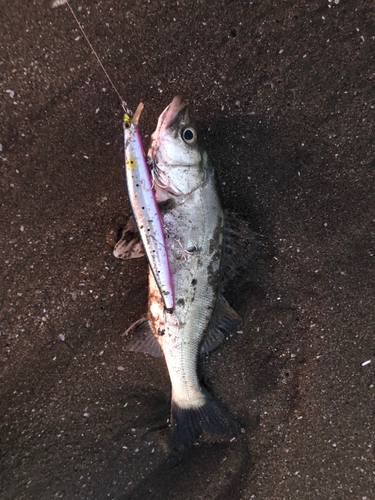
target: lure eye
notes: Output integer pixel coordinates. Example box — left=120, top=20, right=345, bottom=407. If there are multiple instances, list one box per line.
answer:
left=182, top=127, right=197, bottom=145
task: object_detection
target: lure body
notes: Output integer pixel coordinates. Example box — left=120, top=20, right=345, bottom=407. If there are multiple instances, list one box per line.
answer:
left=123, top=107, right=174, bottom=311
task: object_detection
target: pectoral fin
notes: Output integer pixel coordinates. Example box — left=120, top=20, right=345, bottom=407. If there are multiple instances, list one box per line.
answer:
left=200, top=294, right=242, bottom=354
left=113, top=217, right=145, bottom=260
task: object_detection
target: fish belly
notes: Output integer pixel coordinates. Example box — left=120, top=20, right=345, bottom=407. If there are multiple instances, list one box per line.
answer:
left=151, top=178, right=224, bottom=408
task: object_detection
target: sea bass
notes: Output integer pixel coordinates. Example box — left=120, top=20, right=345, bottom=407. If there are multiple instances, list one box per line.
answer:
left=115, top=97, right=256, bottom=448
left=147, top=96, right=242, bottom=447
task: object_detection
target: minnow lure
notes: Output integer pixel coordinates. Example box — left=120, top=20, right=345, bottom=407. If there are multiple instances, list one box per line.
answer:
left=123, top=103, right=174, bottom=311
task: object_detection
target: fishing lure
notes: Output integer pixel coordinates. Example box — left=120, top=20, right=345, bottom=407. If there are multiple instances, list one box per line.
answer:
left=123, top=103, right=174, bottom=312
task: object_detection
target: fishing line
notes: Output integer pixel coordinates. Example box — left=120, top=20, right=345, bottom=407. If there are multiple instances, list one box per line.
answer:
left=54, top=0, right=131, bottom=115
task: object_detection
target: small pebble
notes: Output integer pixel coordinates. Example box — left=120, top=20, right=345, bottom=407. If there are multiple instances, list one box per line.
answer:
left=117, top=366, right=125, bottom=371
left=51, top=0, right=68, bottom=7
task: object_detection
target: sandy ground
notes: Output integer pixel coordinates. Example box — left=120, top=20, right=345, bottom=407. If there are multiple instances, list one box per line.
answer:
left=1, top=0, right=374, bottom=498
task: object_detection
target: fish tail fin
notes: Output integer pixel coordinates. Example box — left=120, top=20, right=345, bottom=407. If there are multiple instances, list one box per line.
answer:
left=170, top=389, right=241, bottom=450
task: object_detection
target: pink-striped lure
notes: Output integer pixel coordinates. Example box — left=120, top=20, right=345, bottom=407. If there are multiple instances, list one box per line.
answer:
left=123, top=103, right=174, bottom=311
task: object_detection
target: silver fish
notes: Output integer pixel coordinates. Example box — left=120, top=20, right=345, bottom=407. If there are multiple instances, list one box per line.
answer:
left=118, top=97, right=257, bottom=448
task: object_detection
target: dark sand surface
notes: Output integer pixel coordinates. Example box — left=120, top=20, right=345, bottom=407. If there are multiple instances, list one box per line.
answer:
left=1, top=0, right=374, bottom=498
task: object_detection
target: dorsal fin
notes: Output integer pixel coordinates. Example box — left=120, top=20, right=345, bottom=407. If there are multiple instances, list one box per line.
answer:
left=220, top=211, right=260, bottom=287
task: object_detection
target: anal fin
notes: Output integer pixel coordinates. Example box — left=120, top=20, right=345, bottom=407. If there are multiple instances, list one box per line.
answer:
left=123, top=316, right=163, bottom=358
left=200, top=294, right=242, bottom=354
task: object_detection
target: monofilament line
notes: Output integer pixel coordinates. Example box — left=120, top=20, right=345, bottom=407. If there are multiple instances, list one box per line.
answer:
left=62, top=0, right=131, bottom=114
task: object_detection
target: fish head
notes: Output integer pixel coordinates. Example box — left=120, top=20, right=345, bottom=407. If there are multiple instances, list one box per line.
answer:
left=148, top=96, right=208, bottom=197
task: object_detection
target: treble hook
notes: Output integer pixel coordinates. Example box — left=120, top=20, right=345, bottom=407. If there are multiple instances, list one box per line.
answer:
left=164, top=308, right=179, bottom=327
left=173, top=237, right=197, bottom=260
left=141, top=179, right=155, bottom=192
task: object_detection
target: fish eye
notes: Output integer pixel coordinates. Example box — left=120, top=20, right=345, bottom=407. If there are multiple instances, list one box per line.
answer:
left=182, top=127, right=197, bottom=145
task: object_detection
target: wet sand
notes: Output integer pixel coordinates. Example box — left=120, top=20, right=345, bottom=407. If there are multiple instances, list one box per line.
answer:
left=1, top=0, right=374, bottom=498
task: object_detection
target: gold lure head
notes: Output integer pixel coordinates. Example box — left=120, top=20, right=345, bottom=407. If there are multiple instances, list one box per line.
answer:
left=123, top=113, right=131, bottom=130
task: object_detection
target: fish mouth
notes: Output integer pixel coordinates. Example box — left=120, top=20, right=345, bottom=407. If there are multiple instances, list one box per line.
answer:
left=159, top=96, right=188, bottom=130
